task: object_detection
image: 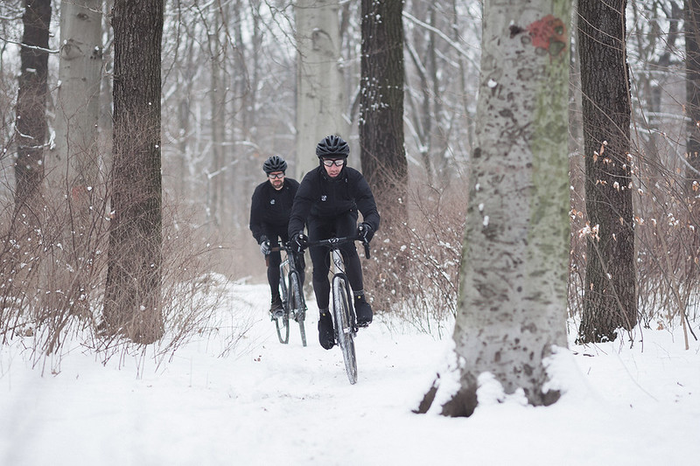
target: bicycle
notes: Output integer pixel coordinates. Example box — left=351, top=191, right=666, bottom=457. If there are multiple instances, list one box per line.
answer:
left=306, top=235, right=370, bottom=384
left=271, top=242, right=307, bottom=346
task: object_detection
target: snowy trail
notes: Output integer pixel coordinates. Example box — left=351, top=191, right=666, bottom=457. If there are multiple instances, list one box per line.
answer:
left=210, top=284, right=450, bottom=464
left=1, top=283, right=700, bottom=465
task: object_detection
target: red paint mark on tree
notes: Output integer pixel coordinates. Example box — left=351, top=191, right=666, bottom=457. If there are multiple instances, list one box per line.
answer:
left=527, top=15, right=567, bottom=57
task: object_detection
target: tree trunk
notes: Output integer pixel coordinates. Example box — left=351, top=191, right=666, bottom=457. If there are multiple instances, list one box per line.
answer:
left=632, top=2, right=681, bottom=195
left=295, top=0, right=347, bottom=179
left=207, top=13, right=225, bottom=229
left=103, top=0, right=163, bottom=344
left=578, top=0, right=637, bottom=343
left=358, top=0, right=409, bottom=311
left=686, top=0, right=700, bottom=283
left=404, top=7, right=434, bottom=186
left=7, top=0, right=51, bottom=302
left=44, top=0, right=103, bottom=316
left=176, top=43, right=194, bottom=200
left=687, top=0, right=700, bottom=199
left=359, top=0, right=408, bottom=216
left=417, top=0, right=571, bottom=417
left=14, top=0, right=51, bottom=218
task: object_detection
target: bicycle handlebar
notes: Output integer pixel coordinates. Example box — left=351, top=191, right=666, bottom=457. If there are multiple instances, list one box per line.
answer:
left=269, top=236, right=371, bottom=260
left=307, top=235, right=371, bottom=260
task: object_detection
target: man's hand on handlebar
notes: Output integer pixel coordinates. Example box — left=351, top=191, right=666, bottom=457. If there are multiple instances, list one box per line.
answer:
left=259, top=235, right=271, bottom=256
left=357, top=222, right=374, bottom=244
left=290, top=232, right=308, bottom=253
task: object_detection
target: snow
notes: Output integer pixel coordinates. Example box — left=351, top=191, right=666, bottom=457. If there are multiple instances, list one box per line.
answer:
left=2, top=283, right=699, bottom=465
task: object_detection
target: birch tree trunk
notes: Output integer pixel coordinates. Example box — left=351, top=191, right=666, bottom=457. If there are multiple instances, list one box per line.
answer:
left=103, top=0, right=163, bottom=344
left=44, top=0, right=103, bottom=315
left=295, top=0, right=346, bottom=178
left=417, top=0, right=571, bottom=416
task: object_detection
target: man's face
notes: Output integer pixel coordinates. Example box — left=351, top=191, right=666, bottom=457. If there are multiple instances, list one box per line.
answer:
left=268, top=171, right=285, bottom=190
left=322, top=157, right=345, bottom=178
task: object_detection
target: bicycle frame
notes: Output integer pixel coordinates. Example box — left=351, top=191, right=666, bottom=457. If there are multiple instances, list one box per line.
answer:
left=271, top=242, right=307, bottom=346
left=306, top=235, right=370, bottom=384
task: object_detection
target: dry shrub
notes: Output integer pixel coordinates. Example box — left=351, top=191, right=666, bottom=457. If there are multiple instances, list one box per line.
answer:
left=0, top=161, right=250, bottom=373
left=363, top=175, right=466, bottom=336
left=0, top=178, right=109, bottom=373
left=87, top=199, right=250, bottom=369
left=631, top=149, right=700, bottom=336
left=569, top=138, right=700, bottom=342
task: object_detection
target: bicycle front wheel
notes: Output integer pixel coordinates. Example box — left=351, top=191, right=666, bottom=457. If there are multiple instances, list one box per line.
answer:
left=332, top=275, right=357, bottom=384
left=274, top=313, right=290, bottom=344
left=274, top=262, right=291, bottom=344
left=289, top=271, right=307, bottom=347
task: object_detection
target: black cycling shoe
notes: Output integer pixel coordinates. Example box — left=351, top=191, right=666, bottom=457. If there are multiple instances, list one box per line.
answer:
left=270, top=297, right=284, bottom=318
left=354, top=295, right=373, bottom=327
left=318, top=309, right=335, bottom=350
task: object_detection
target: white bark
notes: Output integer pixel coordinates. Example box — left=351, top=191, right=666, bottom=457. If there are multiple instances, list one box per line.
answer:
left=420, top=0, right=571, bottom=416
left=295, top=0, right=347, bottom=178
left=50, top=0, right=102, bottom=188
left=44, top=0, right=102, bottom=308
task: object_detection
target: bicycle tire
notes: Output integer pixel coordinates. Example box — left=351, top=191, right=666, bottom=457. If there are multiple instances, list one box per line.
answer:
left=289, top=271, right=307, bottom=347
left=274, top=313, right=290, bottom=344
left=275, top=262, right=291, bottom=344
left=332, top=275, right=357, bottom=384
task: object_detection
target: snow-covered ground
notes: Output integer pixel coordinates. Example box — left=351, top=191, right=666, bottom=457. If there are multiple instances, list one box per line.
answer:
left=1, top=283, right=699, bottom=465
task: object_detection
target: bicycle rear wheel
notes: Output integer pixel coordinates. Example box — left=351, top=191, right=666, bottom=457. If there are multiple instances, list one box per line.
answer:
left=332, top=275, right=357, bottom=384
left=289, top=271, right=307, bottom=347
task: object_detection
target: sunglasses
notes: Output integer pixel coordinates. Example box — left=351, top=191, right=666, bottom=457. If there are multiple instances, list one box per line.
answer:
left=268, top=173, right=285, bottom=179
left=322, top=159, right=345, bottom=167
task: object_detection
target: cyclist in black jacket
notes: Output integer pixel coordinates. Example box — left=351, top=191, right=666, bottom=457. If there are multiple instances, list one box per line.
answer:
left=250, top=155, right=302, bottom=316
left=288, top=135, right=380, bottom=350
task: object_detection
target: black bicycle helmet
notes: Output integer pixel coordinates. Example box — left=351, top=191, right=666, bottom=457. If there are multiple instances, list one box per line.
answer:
left=262, top=155, right=287, bottom=174
left=316, top=135, right=349, bottom=159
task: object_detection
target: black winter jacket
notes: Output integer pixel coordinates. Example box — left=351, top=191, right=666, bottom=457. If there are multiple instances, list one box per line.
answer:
left=249, top=178, right=300, bottom=243
left=287, top=165, right=380, bottom=237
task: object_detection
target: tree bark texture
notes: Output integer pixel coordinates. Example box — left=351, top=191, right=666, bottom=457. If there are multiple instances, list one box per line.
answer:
left=359, top=0, right=408, bottom=215
left=358, top=0, right=409, bottom=310
left=686, top=0, right=700, bottom=198
left=418, top=0, right=571, bottom=417
left=207, top=15, right=225, bottom=228
left=578, top=0, right=637, bottom=343
left=685, top=0, right=700, bottom=283
left=44, top=0, right=103, bottom=315
left=295, top=0, right=347, bottom=179
left=51, top=0, right=102, bottom=183
left=4, top=0, right=51, bottom=304
left=14, top=0, right=51, bottom=216
left=103, top=0, right=164, bottom=343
